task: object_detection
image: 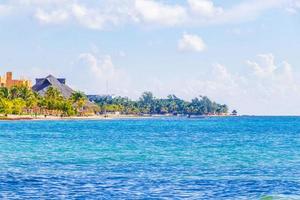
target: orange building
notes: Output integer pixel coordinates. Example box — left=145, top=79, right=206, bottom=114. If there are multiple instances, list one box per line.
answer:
left=0, top=72, right=32, bottom=88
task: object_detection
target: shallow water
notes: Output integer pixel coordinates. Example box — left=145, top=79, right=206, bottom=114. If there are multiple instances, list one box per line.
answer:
left=0, top=117, right=300, bottom=199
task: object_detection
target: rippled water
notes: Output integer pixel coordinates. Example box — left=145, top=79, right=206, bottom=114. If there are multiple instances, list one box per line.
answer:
left=0, top=117, right=300, bottom=199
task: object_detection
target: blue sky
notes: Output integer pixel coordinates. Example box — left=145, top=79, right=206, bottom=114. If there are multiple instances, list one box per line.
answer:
left=0, top=0, right=300, bottom=115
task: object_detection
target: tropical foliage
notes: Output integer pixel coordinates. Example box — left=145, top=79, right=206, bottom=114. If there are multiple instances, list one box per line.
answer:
left=0, top=85, right=91, bottom=116
left=93, top=92, right=229, bottom=116
left=0, top=87, right=229, bottom=117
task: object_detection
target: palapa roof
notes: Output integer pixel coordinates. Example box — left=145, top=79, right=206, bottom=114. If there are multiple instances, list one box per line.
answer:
left=32, top=75, right=74, bottom=98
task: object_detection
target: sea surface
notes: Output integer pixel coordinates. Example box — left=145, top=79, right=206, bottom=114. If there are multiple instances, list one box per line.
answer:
left=0, top=117, right=300, bottom=199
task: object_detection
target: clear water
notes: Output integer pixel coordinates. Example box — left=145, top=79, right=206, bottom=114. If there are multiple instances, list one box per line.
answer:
left=0, top=117, right=300, bottom=199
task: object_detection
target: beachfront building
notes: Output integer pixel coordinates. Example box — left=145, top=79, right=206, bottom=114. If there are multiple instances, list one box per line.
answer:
left=0, top=72, right=32, bottom=88
left=32, top=75, right=74, bottom=98
left=32, top=75, right=100, bottom=114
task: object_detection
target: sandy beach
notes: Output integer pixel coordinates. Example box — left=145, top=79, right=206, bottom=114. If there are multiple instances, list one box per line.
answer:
left=0, top=114, right=148, bottom=121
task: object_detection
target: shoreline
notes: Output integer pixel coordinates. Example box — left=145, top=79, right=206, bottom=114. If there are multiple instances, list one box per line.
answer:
left=0, top=114, right=154, bottom=121
left=0, top=114, right=237, bottom=121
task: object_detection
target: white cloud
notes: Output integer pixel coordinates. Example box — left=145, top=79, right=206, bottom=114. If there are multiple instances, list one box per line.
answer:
left=212, top=63, right=232, bottom=80
left=188, top=0, right=223, bottom=17
left=71, top=4, right=107, bottom=29
left=79, top=53, right=120, bottom=80
left=181, top=53, right=300, bottom=115
left=134, top=0, right=187, bottom=26
left=35, top=8, right=69, bottom=24
left=76, top=53, right=132, bottom=95
left=246, top=53, right=295, bottom=81
left=41, top=1, right=136, bottom=30
left=178, top=33, right=206, bottom=52
left=286, top=0, right=300, bottom=13
left=0, top=0, right=293, bottom=29
left=246, top=53, right=277, bottom=77
left=3, top=0, right=137, bottom=30
left=31, top=2, right=122, bottom=29
left=133, top=0, right=288, bottom=26
left=212, top=0, right=286, bottom=24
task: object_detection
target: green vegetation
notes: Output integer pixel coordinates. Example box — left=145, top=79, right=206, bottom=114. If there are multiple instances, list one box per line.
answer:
left=0, top=85, right=91, bottom=116
left=0, top=87, right=229, bottom=117
left=93, top=91, right=229, bottom=116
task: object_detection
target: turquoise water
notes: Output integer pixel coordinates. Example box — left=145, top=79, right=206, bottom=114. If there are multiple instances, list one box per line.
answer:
left=0, top=117, right=300, bottom=199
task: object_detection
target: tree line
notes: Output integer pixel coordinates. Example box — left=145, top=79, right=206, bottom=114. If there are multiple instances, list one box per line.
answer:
left=0, top=86, right=229, bottom=117
left=0, top=85, right=89, bottom=116
left=93, top=92, right=229, bottom=116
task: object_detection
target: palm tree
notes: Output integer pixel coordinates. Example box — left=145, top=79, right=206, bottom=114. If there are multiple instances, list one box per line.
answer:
left=44, top=87, right=63, bottom=111
left=45, top=87, right=62, bottom=100
left=18, top=85, right=32, bottom=100
left=0, top=87, right=10, bottom=99
left=70, top=91, right=87, bottom=114
left=9, top=86, right=19, bottom=99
